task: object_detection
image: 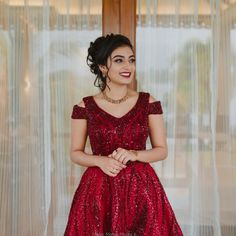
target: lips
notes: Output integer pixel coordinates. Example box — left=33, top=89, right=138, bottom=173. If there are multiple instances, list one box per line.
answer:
left=119, top=72, right=131, bottom=78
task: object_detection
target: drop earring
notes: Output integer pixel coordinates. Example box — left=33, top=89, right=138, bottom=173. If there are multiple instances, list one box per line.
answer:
left=102, top=70, right=107, bottom=78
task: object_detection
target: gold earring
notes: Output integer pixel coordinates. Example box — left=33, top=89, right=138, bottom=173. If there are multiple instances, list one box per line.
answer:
left=102, top=71, right=107, bottom=77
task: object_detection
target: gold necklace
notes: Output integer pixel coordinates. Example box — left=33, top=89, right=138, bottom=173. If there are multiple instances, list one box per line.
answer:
left=102, top=90, right=129, bottom=104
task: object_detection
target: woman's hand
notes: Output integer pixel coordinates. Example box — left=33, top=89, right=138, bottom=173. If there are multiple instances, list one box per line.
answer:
left=108, top=147, right=138, bottom=165
left=97, top=156, right=127, bottom=177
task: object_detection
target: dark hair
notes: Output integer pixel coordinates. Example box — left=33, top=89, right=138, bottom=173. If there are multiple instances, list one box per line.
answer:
left=86, top=33, right=134, bottom=91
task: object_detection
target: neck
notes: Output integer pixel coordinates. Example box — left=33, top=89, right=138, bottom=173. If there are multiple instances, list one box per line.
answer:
left=103, top=84, right=128, bottom=99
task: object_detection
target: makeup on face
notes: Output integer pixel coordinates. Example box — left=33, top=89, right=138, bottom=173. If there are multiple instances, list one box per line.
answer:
left=111, top=54, right=135, bottom=64
left=106, top=46, right=136, bottom=82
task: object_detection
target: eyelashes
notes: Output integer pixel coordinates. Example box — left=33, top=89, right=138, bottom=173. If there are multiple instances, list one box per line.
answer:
left=130, top=58, right=136, bottom=63
left=114, top=58, right=136, bottom=63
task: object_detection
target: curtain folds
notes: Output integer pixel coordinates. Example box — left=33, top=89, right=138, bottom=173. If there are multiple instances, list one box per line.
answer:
left=0, top=0, right=102, bottom=235
left=136, top=1, right=236, bottom=236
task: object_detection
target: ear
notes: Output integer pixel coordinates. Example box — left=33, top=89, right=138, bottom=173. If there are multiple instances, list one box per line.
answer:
left=98, top=64, right=108, bottom=75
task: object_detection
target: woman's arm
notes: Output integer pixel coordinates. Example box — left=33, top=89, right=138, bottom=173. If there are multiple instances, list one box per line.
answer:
left=70, top=100, right=126, bottom=177
left=70, top=119, right=101, bottom=167
left=70, top=100, right=101, bottom=167
left=135, top=95, right=168, bottom=163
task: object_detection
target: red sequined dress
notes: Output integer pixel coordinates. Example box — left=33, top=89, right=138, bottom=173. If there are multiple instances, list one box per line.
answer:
left=65, top=92, right=183, bottom=236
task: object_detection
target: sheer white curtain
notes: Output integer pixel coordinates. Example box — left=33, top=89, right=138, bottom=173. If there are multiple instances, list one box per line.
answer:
left=0, top=0, right=102, bottom=235
left=136, top=0, right=236, bottom=236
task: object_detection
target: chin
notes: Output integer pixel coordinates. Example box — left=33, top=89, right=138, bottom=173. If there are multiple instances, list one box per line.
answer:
left=120, top=79, right=133, bottom=85
left=121, top=77, right=134, bottom=83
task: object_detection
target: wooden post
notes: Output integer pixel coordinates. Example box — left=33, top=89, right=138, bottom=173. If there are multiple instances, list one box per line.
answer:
left=102, top=0, right=137, bottom=90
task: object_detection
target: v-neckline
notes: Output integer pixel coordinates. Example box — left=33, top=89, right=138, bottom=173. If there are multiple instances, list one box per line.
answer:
left=91, top=92, right=142, bottom=120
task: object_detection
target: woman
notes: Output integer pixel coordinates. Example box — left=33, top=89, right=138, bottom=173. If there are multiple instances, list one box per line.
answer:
left=65, top=34, right=183, bottom=236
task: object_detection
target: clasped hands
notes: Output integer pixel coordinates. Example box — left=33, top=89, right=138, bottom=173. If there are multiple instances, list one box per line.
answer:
left=98, top=147, right=138, bottom=177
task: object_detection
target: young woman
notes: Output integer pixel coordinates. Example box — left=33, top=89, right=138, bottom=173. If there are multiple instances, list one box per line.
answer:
left=64, top=34, right=183, bottom=236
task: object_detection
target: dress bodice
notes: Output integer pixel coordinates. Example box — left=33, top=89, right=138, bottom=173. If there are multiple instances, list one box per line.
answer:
left=71, top=92, right=163, bottom=156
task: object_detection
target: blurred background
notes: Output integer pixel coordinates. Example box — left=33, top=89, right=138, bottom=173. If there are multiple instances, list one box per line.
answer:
left=0, top=0, right=235, bottom=235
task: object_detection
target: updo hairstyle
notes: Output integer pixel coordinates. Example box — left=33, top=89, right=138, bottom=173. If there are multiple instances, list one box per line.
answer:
left=86, top=33, right=134, bottom=91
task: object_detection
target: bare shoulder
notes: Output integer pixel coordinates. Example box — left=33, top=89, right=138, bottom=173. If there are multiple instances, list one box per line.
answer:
left=77, top=100, right=85, bottom=108
left=148, top=93, right=157, bottom=103
left=77, top=93, right=102, bottom=107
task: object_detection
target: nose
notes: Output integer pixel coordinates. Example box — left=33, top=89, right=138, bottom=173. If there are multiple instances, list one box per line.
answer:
left=123, top=60, right=132, bottom=69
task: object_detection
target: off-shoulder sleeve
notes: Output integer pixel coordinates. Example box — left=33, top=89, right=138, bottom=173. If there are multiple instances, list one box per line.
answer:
left=148, top=101, right=163, bottom=114
left=71, top=105, right=87, bottom=119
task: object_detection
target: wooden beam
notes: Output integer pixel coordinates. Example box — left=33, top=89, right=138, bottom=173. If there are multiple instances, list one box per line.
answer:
left=102, top=0, right=120, bottom=35
left=120, top=0, right=136, bottom=51
left=102, top=0, right=137, bottom=90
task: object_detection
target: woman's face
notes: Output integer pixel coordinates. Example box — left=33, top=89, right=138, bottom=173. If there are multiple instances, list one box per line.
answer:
left=102, top=45, right=135, bottom=85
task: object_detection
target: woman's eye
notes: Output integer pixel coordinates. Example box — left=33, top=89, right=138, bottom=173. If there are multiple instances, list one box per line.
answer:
left=114, top=59, right=123, bottom=63
left=114, top=58, right=135, bottom=64
left=130, top=58, right=136, bottom=63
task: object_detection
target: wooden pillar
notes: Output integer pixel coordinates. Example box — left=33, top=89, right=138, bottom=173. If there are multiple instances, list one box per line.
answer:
left=102, top=0, right=137, bottom=90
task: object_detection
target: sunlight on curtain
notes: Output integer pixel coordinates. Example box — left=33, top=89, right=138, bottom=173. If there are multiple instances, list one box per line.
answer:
left=136, top=0, right=236, bottom=236
left=0, top=0, right=102, bottom=235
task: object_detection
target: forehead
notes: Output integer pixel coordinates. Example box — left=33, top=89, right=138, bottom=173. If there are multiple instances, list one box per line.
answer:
left=111, top=46, right=134, bottom=57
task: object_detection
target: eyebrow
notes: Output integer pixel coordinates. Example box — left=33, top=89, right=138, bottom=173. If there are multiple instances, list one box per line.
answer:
left=112, top=55, right=135, bottom=59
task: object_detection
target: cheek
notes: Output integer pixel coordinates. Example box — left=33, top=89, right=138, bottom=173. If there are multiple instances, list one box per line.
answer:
left=110, top=66, right=121, bottom=74
left=107, top=68, right=119, bottom=79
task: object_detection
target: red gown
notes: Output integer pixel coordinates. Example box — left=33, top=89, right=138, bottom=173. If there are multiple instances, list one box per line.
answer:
left=65, top=92, right=183, bottom=236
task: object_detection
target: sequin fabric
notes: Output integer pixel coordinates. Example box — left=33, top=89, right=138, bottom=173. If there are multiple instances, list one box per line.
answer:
left=65, top=92, right=183, bottom=236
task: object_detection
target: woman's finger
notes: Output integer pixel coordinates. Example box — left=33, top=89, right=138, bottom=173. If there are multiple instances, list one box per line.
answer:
left=117, top=162, right=126, bottom=168
left=123, top=156, right=131, bottom=165
left=115, top=165, right=123, bottom=171
left=108, top=171, right=117, bottom=177
left=119, top=154, right=127, bottom=163
left=110, top=168, right=119, bottom=174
